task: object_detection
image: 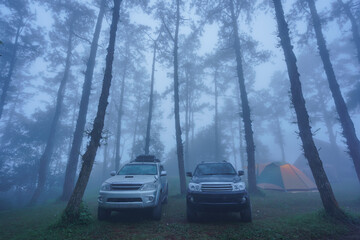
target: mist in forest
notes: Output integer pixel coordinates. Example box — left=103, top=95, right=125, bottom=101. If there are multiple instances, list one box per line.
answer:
left=1, top=0, right=360, bottom=210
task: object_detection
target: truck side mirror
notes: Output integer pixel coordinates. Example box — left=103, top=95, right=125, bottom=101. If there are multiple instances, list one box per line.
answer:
left=238, top=170, right=244, bottom=176
left=161, top=170, right=167, bottom=176
left=186, top=172, right=193, bottom=177
left=110, top=171, right=116, bottom=176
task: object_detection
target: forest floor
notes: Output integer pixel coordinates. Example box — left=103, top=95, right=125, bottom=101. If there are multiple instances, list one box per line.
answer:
left=0, top=179, right=359, bottom=240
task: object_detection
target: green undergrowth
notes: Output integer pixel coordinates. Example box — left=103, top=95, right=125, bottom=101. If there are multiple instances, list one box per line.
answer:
left=54, top=202, right=93, bottom=228
left=1, top=180, right=359, bottom=240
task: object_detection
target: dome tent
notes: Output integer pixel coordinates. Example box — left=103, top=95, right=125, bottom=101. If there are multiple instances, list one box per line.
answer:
left=256, top=162, right=317, bottom=192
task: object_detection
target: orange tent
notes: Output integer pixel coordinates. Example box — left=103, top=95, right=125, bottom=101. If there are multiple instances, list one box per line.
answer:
left=256, top=162, right=317, bottom=192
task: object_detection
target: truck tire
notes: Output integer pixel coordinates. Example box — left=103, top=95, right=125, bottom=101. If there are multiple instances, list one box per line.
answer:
left=152, top=202, right=162, bottom=220
left=97, top=207, right=110, bottom=221
left=240, top=198, right=252, bottom=223
left=186, top=206, right=197, bottom=222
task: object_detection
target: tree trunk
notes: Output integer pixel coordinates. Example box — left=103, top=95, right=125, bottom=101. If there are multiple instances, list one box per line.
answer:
left=28, top=21, right=74, bottom=206
left=102, top=140, right=109, bottom=181
left=174, top=0, right=186, bottom=195
left=184, top=72, right=189, bottom=171
left=236, top=89, right=245, bottom=170
left=338, top=0, right=360, bottom=64
left=274, top=116, right=286, bottom=162
left=229, top=0, right=257, bottom=193
left=0, top=23, right=21, bottom=120
left=214, top=70, right=220, bottom=161
left=130, top=97, right=141, bottom=160
left=144, top=41, right=157, bottom=155
left=115, top=65, right=126, bottom=171
left=64, top=0, right=121, bottom=221
left=61, top=1, right=106, bottom=201
left=306, top=0, right=360, bottom=183
left=273, top=0, right=347, bottom=220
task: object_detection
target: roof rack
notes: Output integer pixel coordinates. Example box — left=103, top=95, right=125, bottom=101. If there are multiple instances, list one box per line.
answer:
left=133, top=155, right=160, bottom=163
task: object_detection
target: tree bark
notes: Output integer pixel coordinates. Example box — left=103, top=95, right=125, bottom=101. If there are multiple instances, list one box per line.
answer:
left=236, top=88, right=245, bottom=170
left=64, top=0, right=121, bottom=221
left=115, top=65, right=126, bottom=171
left=174, top=0, right=186, bottom=194
left=184, top=70, right=190, bottom=171
left=273, top=0, right=347, bottom=220
left=229, top=0, right=257, bottom=193
left=144, top=41, right=157, bottom=155
left=28, top=21, right=74, bottom=206
left=61, top=0, right=106, bottom=201
left=214, top=70, right=220, bottom=161
left=0, top=23, right=21, bottom=120
left=338, top=0, right=360, bottom=64
left=306, top=0, right=360, bottom=183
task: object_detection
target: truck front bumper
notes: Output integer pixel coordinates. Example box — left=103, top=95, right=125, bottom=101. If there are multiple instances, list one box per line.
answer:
left=98, top=189, right=158, bottom=209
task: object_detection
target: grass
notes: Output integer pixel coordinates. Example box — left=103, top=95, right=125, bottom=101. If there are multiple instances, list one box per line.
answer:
left=0, top=178, right=359, bottom=240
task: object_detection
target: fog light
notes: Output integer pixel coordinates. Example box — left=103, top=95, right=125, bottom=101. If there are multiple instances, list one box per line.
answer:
left=149, top=196, right=154, bottom=201
left=241, top=197, right=246, bottom=204
left=190, top=196, right=194, bottom=202
left=98, top=196, right=103, bottom=202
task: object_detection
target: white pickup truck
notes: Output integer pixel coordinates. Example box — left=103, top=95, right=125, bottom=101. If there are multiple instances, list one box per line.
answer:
left=97, top=155, right=168, bottom=220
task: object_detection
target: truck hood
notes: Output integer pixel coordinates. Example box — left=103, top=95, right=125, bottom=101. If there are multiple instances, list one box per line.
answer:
left=191, top=175, right=241, bottom=183
left=105, top=175, right=158, bottom=184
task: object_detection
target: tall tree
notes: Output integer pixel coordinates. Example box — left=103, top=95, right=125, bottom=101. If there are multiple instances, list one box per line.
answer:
left=61, top=0, right=107, bottom=201
left=193, top=0, right=268, bottom=193
left=228, top=0, right=257, bottom=193
left=111, top=18, right=149, bottom=169
left=305, top=0, right=360, bottom=183
left=0, top=0, right=44, bottom=120
left=64, top=0, right=122, bottom=222
left=29, top=1, right=95, bottom=205
left=333, top=0, right=360, bottom=64
left=157, top=0, right=186, bottom=194
left=173, top=0, right=186, bottom=194
left=272, top=0, right=347, bottom=220
left=144, top=31, right=162, bottom=155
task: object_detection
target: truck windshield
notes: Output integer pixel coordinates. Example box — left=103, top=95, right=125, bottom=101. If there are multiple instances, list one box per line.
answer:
left=118, top=164, right=157, bottom=175
left=194, top=163, right=236, bottom=176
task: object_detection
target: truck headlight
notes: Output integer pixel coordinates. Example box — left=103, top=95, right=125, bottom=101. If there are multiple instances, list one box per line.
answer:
left=233, top=182, right=245, bottom=191
left=101, top=182, right=111, bottom=191
left=188, top=183, right=201, bottom=192
left=141, top=182, right=157, bottom=191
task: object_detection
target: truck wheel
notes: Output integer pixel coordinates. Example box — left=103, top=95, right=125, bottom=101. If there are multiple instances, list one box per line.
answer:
left=186, top=206, right=197, bottom=222
left=97, top=207, right=110, bottom=221
left=152, top=202, right=162, bottom=220
left=240, top=199, right=252, bottom=222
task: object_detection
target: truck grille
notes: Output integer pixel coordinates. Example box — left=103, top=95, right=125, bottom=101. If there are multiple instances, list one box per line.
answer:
left=107, top=198, right=142, bottom=203
left=111, top=184, right=142, bottom=191
left=201, top=184, right=233, bottom=192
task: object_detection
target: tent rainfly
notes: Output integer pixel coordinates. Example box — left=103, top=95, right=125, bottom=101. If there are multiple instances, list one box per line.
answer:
left=256, top=162, right=317, bottom=192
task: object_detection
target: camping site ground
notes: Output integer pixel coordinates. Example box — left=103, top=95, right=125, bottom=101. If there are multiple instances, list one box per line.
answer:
left=0, top=178, right=359, bottom=240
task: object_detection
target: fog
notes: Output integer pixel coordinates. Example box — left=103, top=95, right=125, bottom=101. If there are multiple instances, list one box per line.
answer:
left=0, top=0, right=359, bottom=212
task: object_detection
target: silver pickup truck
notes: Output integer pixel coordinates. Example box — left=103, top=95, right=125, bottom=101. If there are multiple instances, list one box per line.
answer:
left=97, top=155, right=168, bottom=220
